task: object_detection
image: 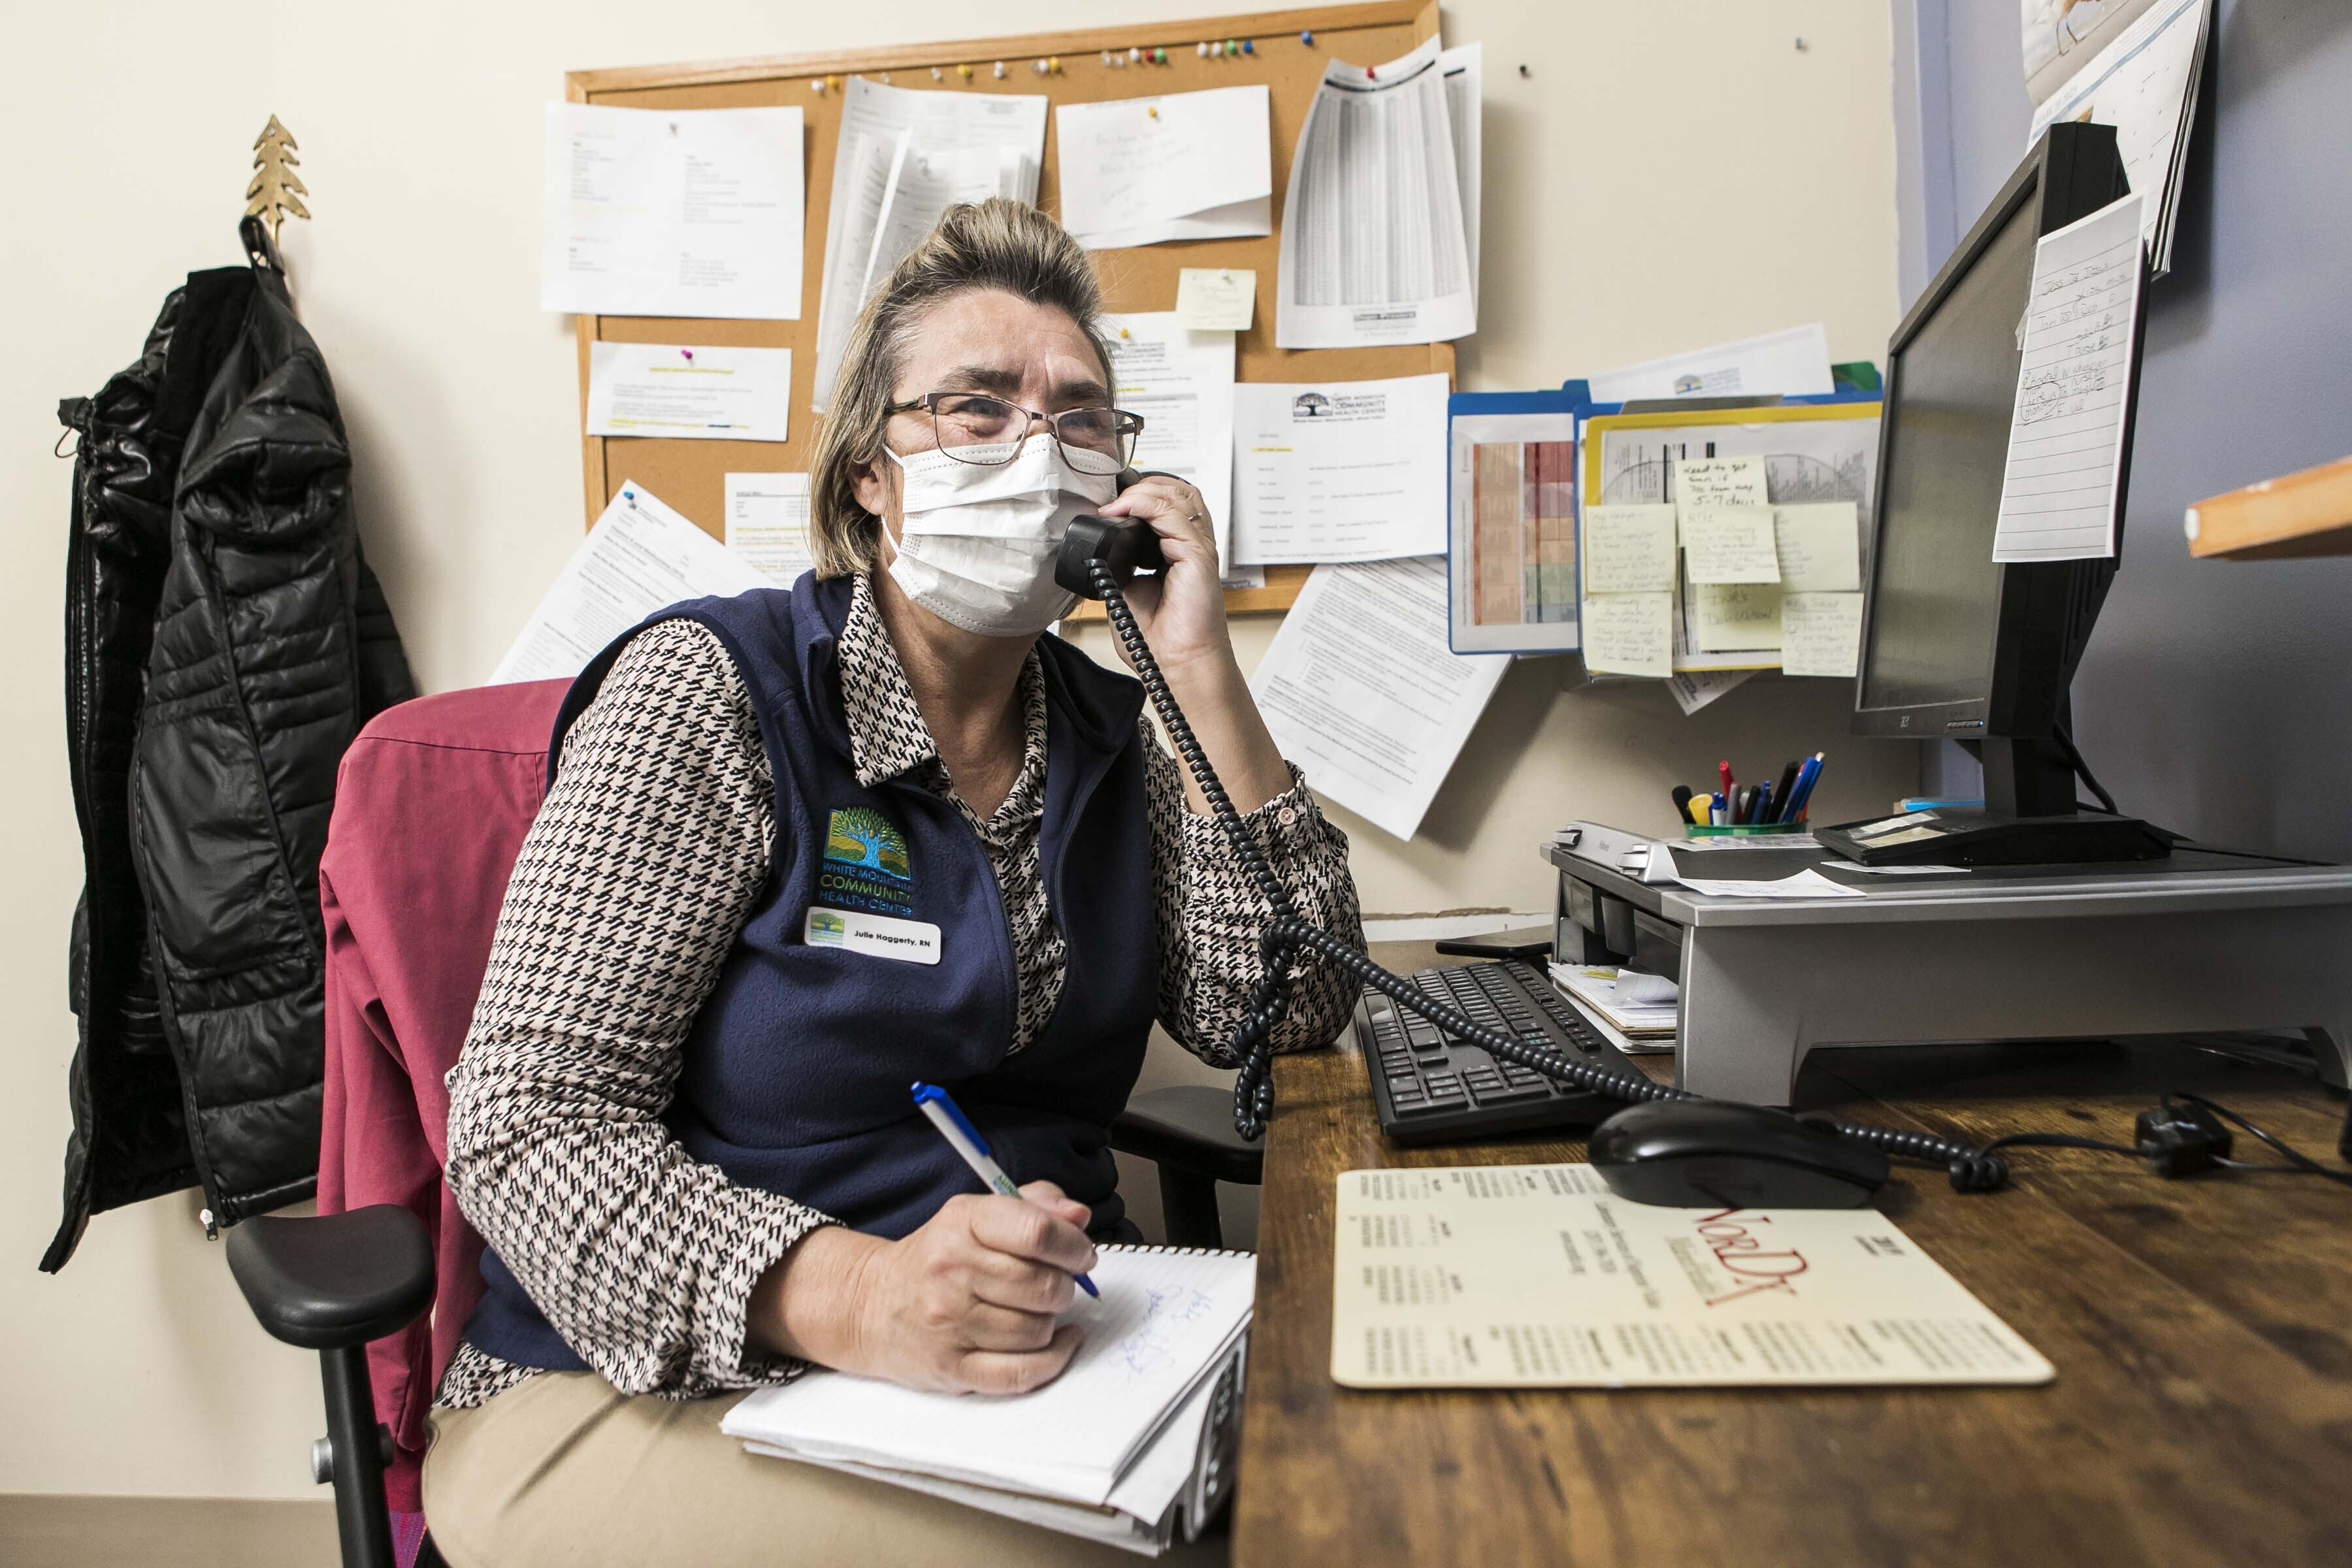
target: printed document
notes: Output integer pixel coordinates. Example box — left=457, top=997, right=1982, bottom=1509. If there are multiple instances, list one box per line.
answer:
left=1250, top=557, right=1511, bottom=840
left=810, top=80, right=1046, bottom=410
left=540, top=104, right=803, bottom=320
left=1993, top=193, right=2143, bottom=562
left=1056, top=86, right=1271, bottom=249
left=1667, top=668, right=1752, bottom=715
left=724, top=472, right=813, bottom=583
left=493, top=482, right=768, bottom=685
left=1332, top=1164, right=2053, bottom=1388
left=1589, top=324, right=1834, bottom=403
left=1232, top=374, right=1448, bottom=564
left=586, top=343, right=792, bottom=442
left=1101, top=313, right=1235, bottom=564
left=1449, top=406, right=1580, bottom=653
left=1277, top=37, right=1475, bottom=349
left=2028, top=0, right=2210, bottom=273
left=1439, top=43, right=1483, bottom=302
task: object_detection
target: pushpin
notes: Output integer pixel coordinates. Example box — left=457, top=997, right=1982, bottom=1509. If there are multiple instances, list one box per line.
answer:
left=1128, top=46, right=1142, bottom=63
left=1147, top=105, right=1159, bottom=120
left=1197, top=41, right=1209, bottom=58
left=1301, top=29, right=1314, bottom=46
left=1049, top=56, right=1061, bottom=74
left=1032, top=58, right=1049, bottom=74
left=1243, top=39, right=1254, bottom=56
left=958, top=62, right=973, bottom=80
left=993, top=60, right=1007, bottom=79
left=1101, top=50, right=1112, bottom=66
left=879, top=73, right=891, bottom=84
left=1118, top=326, right=1132, bottom=340
left=932, top=66, right=944, bottom=81
left=1226, top=39, right=1239, bottom=56
left=809, top=78, right=826, bottom=94
left=1152, top=46, right=1166, bottom=64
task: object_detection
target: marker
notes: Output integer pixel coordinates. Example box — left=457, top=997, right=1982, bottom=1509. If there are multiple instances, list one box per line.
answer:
left=1772, top=760, right=1802, bottom=818
left=1709, top=793, right=1725, bottom=826
left=912, top=1082, right=1098, bottom=1298
left=1750, top=780, right=1774, bottom=825
left=1671, top=784, right=1693, bottom=821
left=1783, top=753, right=1827, bottom=823
left=1718, top=760, right=1736, bottom=817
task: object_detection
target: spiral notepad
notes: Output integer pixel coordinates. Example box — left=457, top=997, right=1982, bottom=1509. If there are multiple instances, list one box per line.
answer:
left=723, top=1245, right=1255, bottom=1509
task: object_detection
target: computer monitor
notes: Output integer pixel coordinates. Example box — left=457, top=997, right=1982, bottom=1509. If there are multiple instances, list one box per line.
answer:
left=1832, top=122, right=2160, bottom=866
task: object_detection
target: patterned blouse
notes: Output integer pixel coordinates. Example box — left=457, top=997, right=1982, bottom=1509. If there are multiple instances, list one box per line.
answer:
left=436, top=574, right=1362, bottom=1408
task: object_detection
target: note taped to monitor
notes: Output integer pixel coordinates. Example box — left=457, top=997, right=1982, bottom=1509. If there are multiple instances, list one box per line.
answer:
left=1331, top=1164, right=2054, bottom=1389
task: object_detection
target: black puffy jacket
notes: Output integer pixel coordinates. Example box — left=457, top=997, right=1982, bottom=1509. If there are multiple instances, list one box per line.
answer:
left=44, top=259, right=413, bottom=1270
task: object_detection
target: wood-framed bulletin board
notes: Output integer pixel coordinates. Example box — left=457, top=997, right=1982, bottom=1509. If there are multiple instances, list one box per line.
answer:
left=566, top=0, right=1453, bottom=618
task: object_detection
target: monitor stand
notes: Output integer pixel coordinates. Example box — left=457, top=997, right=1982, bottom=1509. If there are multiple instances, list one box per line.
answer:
left=1816, top=736, right=2171, bottom=867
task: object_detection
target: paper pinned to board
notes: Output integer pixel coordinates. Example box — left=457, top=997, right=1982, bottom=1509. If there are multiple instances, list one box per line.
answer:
left=1332, top=1164, right=2052, bottom=1388
left=724, top=473, right=813, bottom=584
left=540, top=104, right=804, bottom=320
left=586, top=343, right=792, bottom=442
left=1581, top=592, right=1673, bottom=679
left=1690, top=583, right=1782, bottom=652
left=1100, top=312, right=1235, bottom=566
left=1580, top=505, right=1678, bottom=595
left=1589, top=324, right=1834, bottom=403
left=1772, top=502, right=1863, bottom=592
left=1993, top=193, right=2144, bottom=563
left=1673, top=455, right=1769, bottom=511
left=1779, top=591, right=1865, bottom=678
left=1680, top=506, right=1781, bottom=585
left=1232, top=374, right=1450, bottom=565
left=809, top=80, right=1047, bottom=410
left=1249, top=557, right=1511, bottom=840
left=493, top=482, right=768, bottom=685
left=1175, top=267, right=1257, bottom=331
left=1277, top=37, right=1476, bottom=349
left=1056, top=86, right=1272, bottom=248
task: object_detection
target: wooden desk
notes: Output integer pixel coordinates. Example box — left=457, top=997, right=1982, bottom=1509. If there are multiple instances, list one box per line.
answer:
left=1233, top=941, right=2352, bottom=1567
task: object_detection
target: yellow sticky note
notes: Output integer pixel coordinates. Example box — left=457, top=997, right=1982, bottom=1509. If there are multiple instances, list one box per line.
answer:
left=1780, top=591, right=1865, bottom=677
left=1682, top=505, right=1782, bottom=585
left=1673, top=455, right=1768, bottom=512
left=1175, top=268, right=1257, bottom=331
left=1581, top=505, right=1678, bottom=595
left=1691, top=583, right=1783, bottom=652
left=1771, top=502, right=1862, bottom=593
left=1582, top=591, right=1674, bottom=678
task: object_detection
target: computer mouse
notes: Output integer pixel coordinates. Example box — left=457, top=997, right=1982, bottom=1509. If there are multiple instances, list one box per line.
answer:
left=1587, top=1098, right=1889, bottom=1209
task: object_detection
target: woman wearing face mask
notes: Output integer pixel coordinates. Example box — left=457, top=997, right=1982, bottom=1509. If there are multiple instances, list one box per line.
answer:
left=421, top=200, right=1364, bottom=1567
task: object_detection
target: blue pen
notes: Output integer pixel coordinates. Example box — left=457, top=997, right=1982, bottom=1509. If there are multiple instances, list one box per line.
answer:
left=1774, top=757, right=1815, bottom=823
left=911, top=1082, right=1098, bottom=1298
left=1784, top=752, right=1827, bottom=822
left=1750, top=780, right=1774, bottom=825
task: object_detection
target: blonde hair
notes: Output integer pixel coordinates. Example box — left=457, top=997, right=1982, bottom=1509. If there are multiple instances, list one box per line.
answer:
left=808, top=199, right=1113, bottom=578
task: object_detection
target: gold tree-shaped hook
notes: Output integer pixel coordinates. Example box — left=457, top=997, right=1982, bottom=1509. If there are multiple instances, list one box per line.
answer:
left=244, top=116, right=310, bottom=241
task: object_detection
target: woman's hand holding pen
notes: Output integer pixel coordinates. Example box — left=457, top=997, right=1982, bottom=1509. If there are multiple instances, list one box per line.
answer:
left=751, top=1181, right=1098, bottom=1396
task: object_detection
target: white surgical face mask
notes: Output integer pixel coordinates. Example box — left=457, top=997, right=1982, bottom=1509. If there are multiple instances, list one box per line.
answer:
left=882, top=438, right=1119, bottom=638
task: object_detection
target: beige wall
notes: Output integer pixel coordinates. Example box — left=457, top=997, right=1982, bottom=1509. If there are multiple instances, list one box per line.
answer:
left=0, top=1, right=1901, bottom=1502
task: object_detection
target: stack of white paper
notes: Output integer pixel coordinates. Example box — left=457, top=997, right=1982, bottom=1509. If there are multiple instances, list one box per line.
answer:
left=491, top=482, right=768, bottom=685
left=810, top=80, right=1048, bottom=411
left=1277, top=39, right=1481, bottom=349
left=540, top=104, right=805, bottom=321
left=1056, top=86, right=1272, bottom=249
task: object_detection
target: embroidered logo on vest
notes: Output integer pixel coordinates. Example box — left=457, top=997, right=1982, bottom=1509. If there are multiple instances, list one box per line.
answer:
left=820, top=806, right=915, bottom=915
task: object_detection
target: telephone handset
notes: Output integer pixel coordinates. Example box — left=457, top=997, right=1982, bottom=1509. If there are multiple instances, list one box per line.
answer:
left=1053, top=510, right=2016, bottom=1198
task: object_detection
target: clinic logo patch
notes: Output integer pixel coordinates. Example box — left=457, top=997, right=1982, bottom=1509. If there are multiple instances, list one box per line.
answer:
left=820, top=806, right=915, bottom=915
left=807, top=909, right=847, bottom=946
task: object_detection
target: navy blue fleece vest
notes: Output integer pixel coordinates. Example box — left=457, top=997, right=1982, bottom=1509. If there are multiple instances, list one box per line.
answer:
left=464, top=574, right=1157, bottom=1373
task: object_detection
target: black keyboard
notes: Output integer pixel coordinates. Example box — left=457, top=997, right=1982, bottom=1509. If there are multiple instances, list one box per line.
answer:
left=1353, top=960, right=1648, bottom=1145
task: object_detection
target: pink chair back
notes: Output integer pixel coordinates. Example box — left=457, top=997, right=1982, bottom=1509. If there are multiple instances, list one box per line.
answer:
left=315, top=679, right=569, bottom=1512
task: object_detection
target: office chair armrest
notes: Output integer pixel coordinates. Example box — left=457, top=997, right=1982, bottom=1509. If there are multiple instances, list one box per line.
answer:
left=1110, top=1085, right=1266, bottom=1188
left=225, top=1205, right=435, bottom=1352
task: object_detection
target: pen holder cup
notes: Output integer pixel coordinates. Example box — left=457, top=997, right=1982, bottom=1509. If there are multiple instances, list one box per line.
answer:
left=1684, top=821, right=1809, bottom=839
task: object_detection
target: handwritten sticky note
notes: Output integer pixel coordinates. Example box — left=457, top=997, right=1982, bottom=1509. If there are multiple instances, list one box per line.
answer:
left=1780, top=591, right=1864, bottom=677
left=1582, top=591, right=1673, bottom=678
left=1691, top=583, right=1783, bottom=652
left=1772, top=503, right=1861, bottom=592
left=1674, top=455, right=1767, bottom=512
left=1682, top=506, right=1781, bottom=585
left=1581, top=505, right=1678, bottom=595
left=1175, top=267, right=1257, bottom=331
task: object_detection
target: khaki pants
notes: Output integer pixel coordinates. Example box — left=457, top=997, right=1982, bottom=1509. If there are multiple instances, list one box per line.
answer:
left=423, top=1371, right=1228, bottom=1568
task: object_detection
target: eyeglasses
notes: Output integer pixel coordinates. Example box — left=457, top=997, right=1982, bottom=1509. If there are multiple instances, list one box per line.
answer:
left=886, top=392, right=1144, bottom=476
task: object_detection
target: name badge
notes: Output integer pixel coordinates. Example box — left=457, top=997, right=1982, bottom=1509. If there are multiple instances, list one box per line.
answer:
left=804, top=906, right=941, bottom=965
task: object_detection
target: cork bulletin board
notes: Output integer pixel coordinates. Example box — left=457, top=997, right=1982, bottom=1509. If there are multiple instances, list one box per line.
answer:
left=566, top=1, right=1454, bottom=617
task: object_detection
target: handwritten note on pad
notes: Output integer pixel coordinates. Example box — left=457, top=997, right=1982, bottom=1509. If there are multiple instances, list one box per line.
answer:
left=1772, top=503, right=1862, bottom=592
left=1682, top=506, right=1781, bottom=584
left=1581, top=505, right=1677, bottom=594
left=1332, top=1164, right=2051, bottom=1388
left=1582, top=592, right=1673, bottom=678
left=723, top=1246, right=1254, bottom=1507
left=1674, top=455, right=1767, bottom=510
left=1994, top=192, right=2144, bottom=562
